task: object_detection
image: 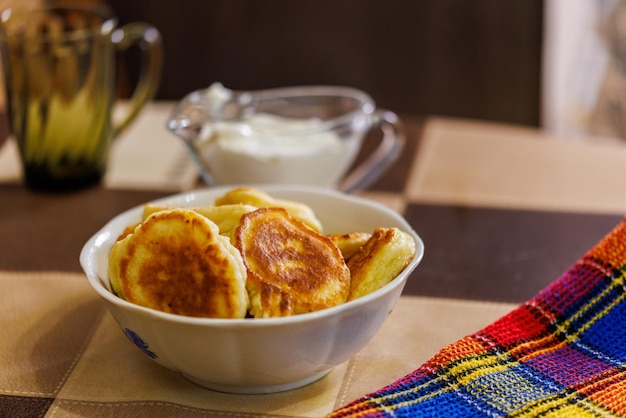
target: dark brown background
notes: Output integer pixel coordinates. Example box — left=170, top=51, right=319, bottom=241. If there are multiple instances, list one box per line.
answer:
left=108, top=0, right=544, bottom=126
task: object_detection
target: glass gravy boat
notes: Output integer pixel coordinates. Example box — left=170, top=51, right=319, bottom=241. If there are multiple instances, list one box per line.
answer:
left=166, top=83, right=404, bottom=193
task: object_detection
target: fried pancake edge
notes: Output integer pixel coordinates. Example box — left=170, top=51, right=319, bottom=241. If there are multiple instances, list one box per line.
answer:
left=327, top=231, right=372, bottom=261
left=142, top=202, right=257, bottom=236
left=215, top=187, right=323, bottom=233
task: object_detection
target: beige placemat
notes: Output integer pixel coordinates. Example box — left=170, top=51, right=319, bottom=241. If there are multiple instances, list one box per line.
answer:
left=0, top=271, right=515, bottom=417
left=0, top=102, right=199, bottom=192
left=408, top=117, right=626, bottom=214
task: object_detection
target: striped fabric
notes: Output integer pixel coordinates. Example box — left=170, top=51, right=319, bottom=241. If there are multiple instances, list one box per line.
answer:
left=329, top=219, right=626, bottom=417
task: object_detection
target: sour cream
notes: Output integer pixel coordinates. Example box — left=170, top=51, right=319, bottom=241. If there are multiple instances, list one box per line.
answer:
left=196, top=113, right=360, bottom=187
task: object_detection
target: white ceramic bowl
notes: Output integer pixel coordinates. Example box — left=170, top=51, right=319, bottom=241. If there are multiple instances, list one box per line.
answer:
left=80, top=185, right=424, bottom=394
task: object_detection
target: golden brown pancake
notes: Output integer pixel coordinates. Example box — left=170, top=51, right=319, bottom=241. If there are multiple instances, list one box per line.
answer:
left=142, top=203, right=257, bottom=236
left=116, top=223, right=139, bottom=242
left=327, top=232, right=372, bottom=261
left=215, top=187, right=323, bottom=233
left=142, top=203, right=173, bottom=220
left=233, top=207, right=350, bottom=317
left=109, top=208, right=248, bottom=318
left=347, top=227, right=416, bottom=301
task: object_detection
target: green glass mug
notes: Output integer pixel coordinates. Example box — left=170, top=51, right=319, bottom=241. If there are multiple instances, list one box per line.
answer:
left=0, top=0, right=162, bottom=191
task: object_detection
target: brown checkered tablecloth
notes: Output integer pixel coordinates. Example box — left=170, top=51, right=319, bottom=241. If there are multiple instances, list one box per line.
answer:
left=2, top=113, right=625, bottom=417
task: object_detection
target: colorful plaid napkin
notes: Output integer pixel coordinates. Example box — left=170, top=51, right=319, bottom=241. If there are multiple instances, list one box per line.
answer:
left=329, top=218, right=626, bottom=417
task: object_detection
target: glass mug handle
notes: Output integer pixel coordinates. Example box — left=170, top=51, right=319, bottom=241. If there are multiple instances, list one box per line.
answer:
left=338, top=110, right=405, bottom=194
left=111, top=23, right=163, bottom=138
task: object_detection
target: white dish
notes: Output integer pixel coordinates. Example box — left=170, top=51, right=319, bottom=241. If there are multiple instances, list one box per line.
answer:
left=80, top=185, right=424, bottom=393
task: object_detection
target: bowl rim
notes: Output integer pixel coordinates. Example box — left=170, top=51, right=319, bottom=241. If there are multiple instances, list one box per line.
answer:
left=80, top=185, right=424, bottom=327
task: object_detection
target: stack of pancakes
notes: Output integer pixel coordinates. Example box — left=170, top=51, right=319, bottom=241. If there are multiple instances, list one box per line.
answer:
left=108, top=188, right=416, bottom=319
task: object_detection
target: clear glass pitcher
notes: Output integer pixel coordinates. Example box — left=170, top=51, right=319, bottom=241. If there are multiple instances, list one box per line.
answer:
left=166, top=83, right=404, bottom=193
